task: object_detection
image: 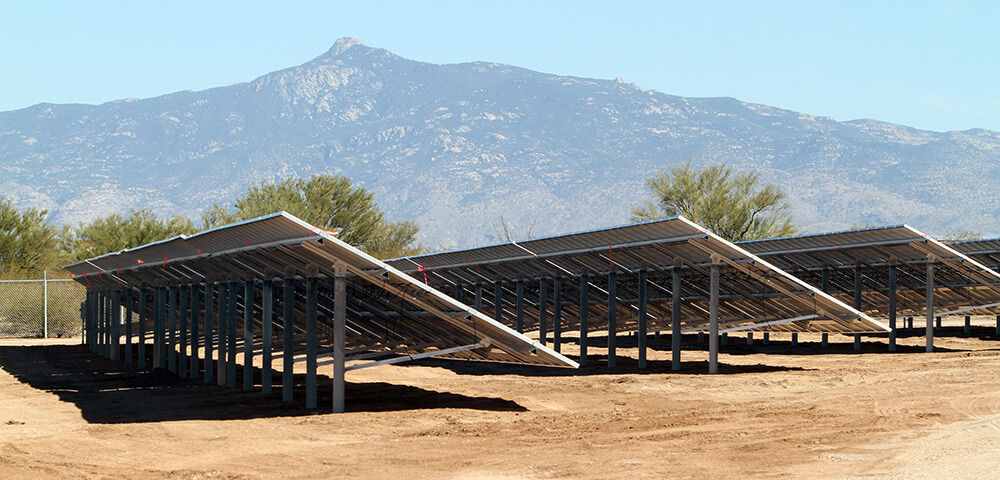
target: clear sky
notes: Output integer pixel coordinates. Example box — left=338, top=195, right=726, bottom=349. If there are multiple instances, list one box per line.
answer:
left=2, top=0, right=997, bottom=132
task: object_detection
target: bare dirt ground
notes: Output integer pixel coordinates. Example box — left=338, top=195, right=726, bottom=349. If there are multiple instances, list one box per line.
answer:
left=2, top=318, right=1000, bottom=479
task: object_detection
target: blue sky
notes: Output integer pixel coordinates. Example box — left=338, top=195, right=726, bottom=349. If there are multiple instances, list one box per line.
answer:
left=2, top=0, right=997, bottom=132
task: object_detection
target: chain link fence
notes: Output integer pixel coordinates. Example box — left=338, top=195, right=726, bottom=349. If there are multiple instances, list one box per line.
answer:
left=0, top=275, right=85, bottom=338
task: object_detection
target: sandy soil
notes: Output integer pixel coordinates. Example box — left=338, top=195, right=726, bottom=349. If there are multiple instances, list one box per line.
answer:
left=2, top=318, right=1000, bottom=479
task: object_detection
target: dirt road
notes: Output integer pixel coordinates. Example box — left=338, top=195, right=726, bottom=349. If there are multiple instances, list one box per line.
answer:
left=2, top=325, right=999, bottom=479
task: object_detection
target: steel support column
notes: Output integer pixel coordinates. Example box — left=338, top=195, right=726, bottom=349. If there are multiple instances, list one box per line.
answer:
left=578, top=274, right=588, bottom=366
left=111, top=290, right=120, bottom=361
left=671, top=267, right=682, bottom=371
left=333, top=270, right=347, bottom=413
left=553, top=276, right=562, bottom=353
left=204, top=283, right=215, bottom=384
left=854, top=264, right=862, bottom=351
left=243, top=280, right=255, bottom=391
left=821, top=267, right=830, bottom=347
left=283, top=278, right=295, bottom=402
left=261, top=279, right=273, bottom=395
left=99, top=290, right=107, bottom=357
left=474, top=283, right=483, bottom=311
left=493, top=280, right=503, bottom=324
left=217, top=282, right=228, bottom=386
left=926, top=262, right=935, bottom=353
left=538, top=278, right=548, bottom=345
left=189, top=284, right=199, bottom=379
left=709, top=263, right=720, bottom=374
left=168, top=286, right=177, bottom=372
left=306, top=277, right=318, bottom=409
left=137, top=288, right=147, bottom=369
left=608, top=271, right=617, bottom=368
left=155, top=286, right=166, bottom=369
left=515, top=279, right=524, bottom=334
left=227, top=282, right=238, bottom=388
left=888, top=264, right=897, bottom=352
left=637, top=269, right=648, bottom=369
left=124, top=288, right=133, bottom=364
left=179, top=286, right=188, bottom=377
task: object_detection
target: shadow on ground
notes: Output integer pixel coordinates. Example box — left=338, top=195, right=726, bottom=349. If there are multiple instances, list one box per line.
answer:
left=0, top=344, right=525, bottom=423
left=412, top=355, right=810, bottom=377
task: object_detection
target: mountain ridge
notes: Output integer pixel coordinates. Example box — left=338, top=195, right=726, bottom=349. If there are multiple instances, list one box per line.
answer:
left=2, top=37, right=998, bottom=248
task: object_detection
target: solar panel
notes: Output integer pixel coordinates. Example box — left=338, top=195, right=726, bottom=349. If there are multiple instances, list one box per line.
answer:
left=740, top=225, right=1000, bottom=318
left=67, top=212, right=578, bottom=411
left=388, top=217, right=886, bottom=336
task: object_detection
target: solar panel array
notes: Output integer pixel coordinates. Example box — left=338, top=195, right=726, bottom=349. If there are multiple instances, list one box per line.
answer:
left=388, top=217, right=887, bottom=335
left=66, top=212, right=578, bottom=370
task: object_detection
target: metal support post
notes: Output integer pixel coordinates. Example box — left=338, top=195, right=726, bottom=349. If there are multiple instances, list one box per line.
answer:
left=227, top=282, right=238, bottom=388
left=637, top=269, right=648, bottom=369
left=217, top=283, right=228, bottom=386
left=578, top=274, right=589, bottom=366
left=671, top=267, right=682, bottom=371
left=262, top=280, right=273, bottom=395
left=553, top=276, right=562, bottom=353
left=155, top=287, right=166, bottom=369
left=204, top=283, right=215, bottom=384
left=926, top=262, right=935, bottom=353
left=100, top=291, right=107, bottom=357
left=124, top=288, right=133, bottom=364
left=474, top=282, right=483, bottom=311
left=709, top=263, right=720, bottom=374
left=721, top=332, right=728, bottom=346
left=111, top=290, right=120, bottom=361
left=763, top=332, right=769, bottom=346
left=821, top=266, right=830, bottom=348
left=178, top=286, right=188, bottom=377
left=538, top=278, right=548, bottom=345
left=137, top=289, right=147, bottom=369
left=306, top=277, right=319, bottom=409
left=43, top=272, right=48, bottom=338
left=189, top=284, right=199, bottom=379
left=493, top=280, right=503, bottom=323
left=168, top=286, right=177, bottom=372
left=791, top=333, right=798, bottom=347
left=243, top=279, right=255, bottom=391
left=965, top=315, right=971, bottom=335
left=888, top=264, right=897, bottom=352
left=515, top=280, right=524, bottom=333
left=607, top=270, right=617, bottom=368
left=333, top=269, right=347, bottom=413
left=283, top=278, right=295, bottom=402
left=746, top=332, right=753, bottom=345
left=854, top=264, right=862, bottom=351
left=455, top=283, right=463, bottom=302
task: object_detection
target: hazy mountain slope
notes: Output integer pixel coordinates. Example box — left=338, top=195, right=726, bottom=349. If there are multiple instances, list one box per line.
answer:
left=2, top=37, right=998, bottom=248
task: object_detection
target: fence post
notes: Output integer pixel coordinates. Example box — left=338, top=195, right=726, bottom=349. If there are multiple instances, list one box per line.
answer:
left=43, top=270, right=48, bottom=339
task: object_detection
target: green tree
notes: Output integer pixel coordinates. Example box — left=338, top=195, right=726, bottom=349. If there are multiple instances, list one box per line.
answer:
left=0, top=197, right=57, bottom=277
left=65, top=209, right=197, bottom=261
left=631, top=163, right=797, bottom=241
left=203, top=174, right=423, bottom=259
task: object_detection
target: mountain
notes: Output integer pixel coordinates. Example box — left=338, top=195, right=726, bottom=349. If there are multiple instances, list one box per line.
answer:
left=2, top=37, right=999, bottom=248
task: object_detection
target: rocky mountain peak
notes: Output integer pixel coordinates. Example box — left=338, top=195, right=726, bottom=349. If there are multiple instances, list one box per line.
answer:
left=324, top=37, right=364, bottom=57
